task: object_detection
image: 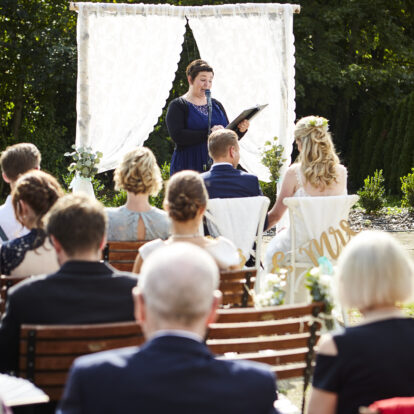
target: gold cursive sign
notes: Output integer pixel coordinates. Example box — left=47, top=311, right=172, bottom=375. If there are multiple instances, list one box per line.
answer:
left=271, top=220, right=358, bottom=270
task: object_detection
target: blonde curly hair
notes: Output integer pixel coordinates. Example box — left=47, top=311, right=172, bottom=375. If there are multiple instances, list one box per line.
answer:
left=295, top=116, right=340, bottom=190
left=114, top=147, right=162, bottom=196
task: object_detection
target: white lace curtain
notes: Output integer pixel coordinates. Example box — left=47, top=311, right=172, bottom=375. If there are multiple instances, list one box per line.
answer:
left=74, top=3, right=297, bottom=179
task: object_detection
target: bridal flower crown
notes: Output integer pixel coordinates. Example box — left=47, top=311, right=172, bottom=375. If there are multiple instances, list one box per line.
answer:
left=306, top=116, right=328, bottom=128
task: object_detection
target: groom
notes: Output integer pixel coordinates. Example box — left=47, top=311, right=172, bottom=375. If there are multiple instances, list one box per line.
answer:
left=202, top=129, right=263, bottom=199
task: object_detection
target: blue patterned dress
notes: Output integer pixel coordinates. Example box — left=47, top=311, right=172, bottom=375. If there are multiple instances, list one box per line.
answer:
left=170, top=100, right=228, bottom=174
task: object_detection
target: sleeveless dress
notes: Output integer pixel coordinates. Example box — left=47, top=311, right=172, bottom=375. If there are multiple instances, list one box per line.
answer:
left=313, top=318, right=414, bottom=414
left=106, top=206, right=170, bottom=241
left=264, top=165, right=347, bottom=272
left=170, top=101, right=228, bottom=174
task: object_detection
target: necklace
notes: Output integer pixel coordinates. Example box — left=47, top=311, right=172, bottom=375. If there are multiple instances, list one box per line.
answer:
left=171, top=233, right=201, bottom=239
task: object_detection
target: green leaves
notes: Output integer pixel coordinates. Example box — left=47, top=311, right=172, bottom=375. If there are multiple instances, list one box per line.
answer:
left=261, top=136, right=286, bottom=183
left=64, top=146, right=102, bottom=179
left=401, top=168, right=414, bottom=209
left=357, top=169, right=386, bottom=213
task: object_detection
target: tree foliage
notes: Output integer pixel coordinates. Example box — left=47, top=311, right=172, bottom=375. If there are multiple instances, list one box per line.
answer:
left=0, top=0, right=77, bottom=194
left=0, top=0, right=413, bottom=200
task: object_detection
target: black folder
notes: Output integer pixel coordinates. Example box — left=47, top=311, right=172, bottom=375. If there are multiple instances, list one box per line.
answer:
left=226, top=104, right=268, bottom=131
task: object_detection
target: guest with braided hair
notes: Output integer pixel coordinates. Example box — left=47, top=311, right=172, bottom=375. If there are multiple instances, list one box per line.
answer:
left=106, top=147, right=170, bottom=241
left=133, top=170, right=240, bottom=273
left=0, top=170, right=64, bottom=276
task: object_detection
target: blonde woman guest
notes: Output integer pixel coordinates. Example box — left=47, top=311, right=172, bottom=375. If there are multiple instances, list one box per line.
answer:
left=308, top=231, right=414, bottom=414
left=133, top=171, right=240, bottom=273
left=0, top=170, right=63, bottom=276
left=106, top=147, right=170, bottom=241
left=264, top=116, right=347, bottom=270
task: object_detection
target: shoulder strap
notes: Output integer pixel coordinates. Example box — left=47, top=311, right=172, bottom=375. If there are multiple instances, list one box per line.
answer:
left=0, top=225, right=8, bottom=242
left=294, top=164, right=304, bottom=188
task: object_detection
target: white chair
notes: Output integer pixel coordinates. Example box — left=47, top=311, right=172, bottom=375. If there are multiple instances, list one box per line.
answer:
left=204, top=196, right=270, bottom=271
left=280, top=195, right=359, bottom=304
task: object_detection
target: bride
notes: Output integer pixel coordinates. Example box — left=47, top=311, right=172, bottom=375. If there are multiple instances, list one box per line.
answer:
left=264, top=115, right=347, bottom=272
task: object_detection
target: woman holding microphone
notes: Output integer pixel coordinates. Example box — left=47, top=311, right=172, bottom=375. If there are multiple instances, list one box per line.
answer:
left=166, top=59, right=249, bottom=175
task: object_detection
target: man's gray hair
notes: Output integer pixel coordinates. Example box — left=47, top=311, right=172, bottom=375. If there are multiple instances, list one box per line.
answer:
left=139, top=243, right=220, bottom=325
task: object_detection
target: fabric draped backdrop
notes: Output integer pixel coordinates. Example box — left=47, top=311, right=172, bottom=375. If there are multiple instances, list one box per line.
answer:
left=74, top=2, right=297, bottom=181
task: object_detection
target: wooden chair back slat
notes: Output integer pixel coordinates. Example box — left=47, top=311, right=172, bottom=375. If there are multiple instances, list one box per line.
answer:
left=219, top=269, right=256, bottom=308
left=20, top=321, right=140, bottom=339
left=216, top=303, right=317, bottom=322
left=103, top=241, right=147, bottom=272
left=208, top=318, right=312, bottom=339
left=19, top=321, right=145, bottom=401
left=217, top=347, right=308, bottom=365
left=207, top=302, right=323, bottom=380
left=0, top=275, right=31, bottom=315
left=207, top=332, right=313, bottom=354
left=272, top=363, right=308, bottom=379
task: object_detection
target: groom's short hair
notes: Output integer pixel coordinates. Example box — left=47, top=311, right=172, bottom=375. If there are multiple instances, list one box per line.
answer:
left=208, top=129, right=238, bottom=160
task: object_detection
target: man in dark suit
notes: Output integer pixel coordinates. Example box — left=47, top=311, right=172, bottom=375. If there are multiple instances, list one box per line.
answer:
left=0, top=194, right=138, bottom=373
left=58, top=243, right=279, bottom=414
left=201, top=129, right=263, bottom=199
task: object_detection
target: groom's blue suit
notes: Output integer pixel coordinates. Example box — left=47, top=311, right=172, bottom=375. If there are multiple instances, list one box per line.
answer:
left=58, top=335, right=278, bottom=414
left=201, top=164, right=263, bottom=199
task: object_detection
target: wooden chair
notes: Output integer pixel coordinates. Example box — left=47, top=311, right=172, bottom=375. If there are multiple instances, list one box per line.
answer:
left=103, top=241, right=147, bottom=272
left=19, top=321, right=145, bottom=401
left=207, top=302, right=323, bottom=380
left=219, top=268, right=256, bottom=308
left=0, top=275, right=31, bottom=315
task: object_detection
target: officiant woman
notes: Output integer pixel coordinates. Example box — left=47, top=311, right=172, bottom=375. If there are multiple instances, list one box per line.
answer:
left=166, top=59, right=249, bottom=175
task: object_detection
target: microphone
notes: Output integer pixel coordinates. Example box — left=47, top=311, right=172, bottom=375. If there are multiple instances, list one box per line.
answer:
left=205, top=89, right=212, bottom=109
left=205, top=89, right=213, bottom=170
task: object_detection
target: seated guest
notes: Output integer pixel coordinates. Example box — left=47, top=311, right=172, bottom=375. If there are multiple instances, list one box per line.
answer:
left=132, top=170, right=240, bottom=273
left=58, top=243, right=279, bottom=414
left=265, top=116, right=347, bottom=270
left=0, top=170, right=63, bottom=276
left=0, top=194, right=138, bottom=373
left=308, top=231, right=414, bottom=414
left=106, top=147, right=169, bottom=241
left=0, top=143, right=41, bottom=243
left=201, top=129, right=263, bottom=198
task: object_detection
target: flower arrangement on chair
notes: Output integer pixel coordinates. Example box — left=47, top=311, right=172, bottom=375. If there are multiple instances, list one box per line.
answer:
left=305, top=256, right=336, bottom=330
left=254, top=270, right=287, bottom=307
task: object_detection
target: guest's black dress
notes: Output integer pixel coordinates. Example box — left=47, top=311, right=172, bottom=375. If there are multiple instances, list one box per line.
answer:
left=312, top=318, right=414, bottom=414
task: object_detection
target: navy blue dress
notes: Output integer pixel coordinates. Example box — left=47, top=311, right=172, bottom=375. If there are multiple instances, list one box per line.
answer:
left=167, top=98, right=228, bottom=175
left=312, top=318, right=414, bottom=414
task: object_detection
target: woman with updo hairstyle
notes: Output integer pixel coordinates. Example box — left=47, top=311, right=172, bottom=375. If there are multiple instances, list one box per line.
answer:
left=133, top=170, right=240, bottom=273
left=0, top=170, right=63, bottom=276
left=265, top=115, right=347, bottom=271
left=166, top=59, right=249, bottom=175
left=106, top=147, right=170, bottom=241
